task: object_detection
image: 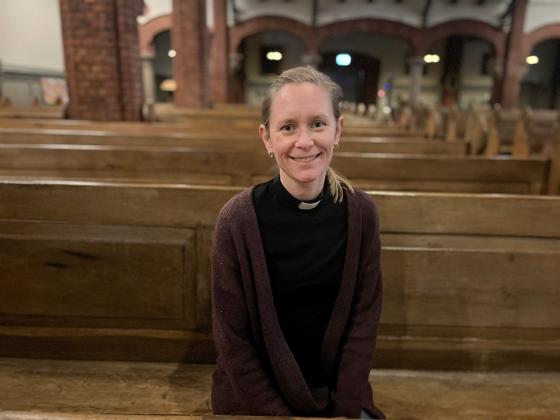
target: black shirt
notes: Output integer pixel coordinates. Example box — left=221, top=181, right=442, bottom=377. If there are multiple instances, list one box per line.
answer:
left=253, top=177, right=348, bottom=385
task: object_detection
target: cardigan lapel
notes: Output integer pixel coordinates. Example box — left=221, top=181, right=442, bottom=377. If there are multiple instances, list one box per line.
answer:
left=320, top=189, right=362, bottom=378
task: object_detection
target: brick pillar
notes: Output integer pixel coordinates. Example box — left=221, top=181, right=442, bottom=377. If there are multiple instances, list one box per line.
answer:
left=172, top=0, right=209, bottom=108
left=500, top=0, right=528, bottom=109
left=209, top=0, right=229, bottom=104
left=59, top=0, right=144, bottom=121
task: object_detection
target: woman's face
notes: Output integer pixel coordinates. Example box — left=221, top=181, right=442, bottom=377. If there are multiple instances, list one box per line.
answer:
left=260, top=82, right=342, bottom=194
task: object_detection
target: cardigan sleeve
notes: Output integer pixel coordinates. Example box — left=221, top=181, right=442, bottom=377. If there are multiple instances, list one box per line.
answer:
left=212, top=207, right=292, bottom=416
left=330, top=195, right=384, bottom=419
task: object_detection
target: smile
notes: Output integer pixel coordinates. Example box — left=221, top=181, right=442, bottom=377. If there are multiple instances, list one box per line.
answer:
left=289, top=152, right=322, bottom=162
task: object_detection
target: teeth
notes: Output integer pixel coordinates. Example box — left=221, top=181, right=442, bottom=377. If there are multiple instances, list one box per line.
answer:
left=291, top=153, right=319, bottom=162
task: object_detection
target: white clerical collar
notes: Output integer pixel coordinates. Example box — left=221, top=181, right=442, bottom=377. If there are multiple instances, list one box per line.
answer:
left=298, top=200, right=321, bottom=210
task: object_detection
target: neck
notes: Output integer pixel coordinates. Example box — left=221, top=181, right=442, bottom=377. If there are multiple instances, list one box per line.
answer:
left=279, top=172, right=326, bottom=201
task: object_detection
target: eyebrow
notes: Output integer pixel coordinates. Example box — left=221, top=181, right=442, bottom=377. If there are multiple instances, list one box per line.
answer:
left=275, top=114, right=330, bottom=126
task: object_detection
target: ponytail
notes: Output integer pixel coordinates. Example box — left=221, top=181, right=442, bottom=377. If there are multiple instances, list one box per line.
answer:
left=326, top=167, right=354, bottom=204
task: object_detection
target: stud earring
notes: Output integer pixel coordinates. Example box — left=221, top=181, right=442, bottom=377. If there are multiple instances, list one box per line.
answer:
left=334, top=143, right=339, bottom=149
left=268, top=152, right=274, bottom=158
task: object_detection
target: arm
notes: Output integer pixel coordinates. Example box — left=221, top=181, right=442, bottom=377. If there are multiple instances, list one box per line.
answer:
left=212, top=211, right=292, bottom=416
left=330, top=198, right=383, bottom=418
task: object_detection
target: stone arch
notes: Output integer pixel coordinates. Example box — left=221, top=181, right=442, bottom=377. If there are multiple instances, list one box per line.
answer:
left=420, top=20, right=506, bottom=59
left=318, top=18, right=420, bottom=54
left=138, top=14, right=172, bottom=55
left=229, top=16, right=315, bottom=54
left=523, top=23, right=560, bottom=56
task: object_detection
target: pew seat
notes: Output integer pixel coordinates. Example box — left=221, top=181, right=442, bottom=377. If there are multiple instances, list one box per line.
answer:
left=1, top=358, right=559, bottom=419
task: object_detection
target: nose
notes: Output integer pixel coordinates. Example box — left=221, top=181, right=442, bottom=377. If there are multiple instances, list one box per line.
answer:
left=295, top=128, right=314, bottom=148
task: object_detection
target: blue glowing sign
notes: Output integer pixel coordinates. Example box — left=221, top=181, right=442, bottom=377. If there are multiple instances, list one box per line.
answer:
left=336, top=53, right=352, bottom=66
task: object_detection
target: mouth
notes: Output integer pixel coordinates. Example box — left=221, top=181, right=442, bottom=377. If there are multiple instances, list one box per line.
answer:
left=289, top=152, right=322, bottom=162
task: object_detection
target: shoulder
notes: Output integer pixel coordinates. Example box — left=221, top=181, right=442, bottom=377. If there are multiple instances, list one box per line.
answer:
left=216, top=187, right=256, bottom=233
left=346, top=187, right=378, bottom=217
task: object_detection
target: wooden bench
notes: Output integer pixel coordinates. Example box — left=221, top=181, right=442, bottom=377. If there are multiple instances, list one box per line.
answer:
left=1, top=180, right=559, bottom=371
left=486, top=108, right=560, bottom=157
left=147, top=104, right=421, bottom=137
left=0, top=126, right=465, bottom=155
left=0, top=144, right=550, bottom=193
left=0, top=105, right=65, bottom=119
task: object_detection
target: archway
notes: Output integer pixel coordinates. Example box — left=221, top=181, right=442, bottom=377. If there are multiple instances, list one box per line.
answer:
left=319, top=33, right=410, bottom=109
left=520, top=38, right=560, bottom=109
left=152, top=30, right=174, bottom=102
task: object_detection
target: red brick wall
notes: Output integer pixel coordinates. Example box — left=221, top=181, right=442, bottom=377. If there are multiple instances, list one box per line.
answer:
left=209, top=0, right=228, bottom=104
left=172, top=0, right=208, bottom=108
left=59, top=0, right=144, bottom=121
left=500, top=0, right=528, bottom=109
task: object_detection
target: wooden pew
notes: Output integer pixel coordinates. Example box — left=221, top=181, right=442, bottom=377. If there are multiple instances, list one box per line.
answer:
left=485, top=108, right=560, bottom=158
left=0, top=105, right=65, bottom=119
left=1, top=180, right=559, bottom=370
left=524, top=108, right=560, bottom=156
left=0, top=145, right=550, bottom=194
left=146, top=104, right=421, bottom=137
left=0, top=117, right=423, bottom=141
left=0, top=126, right=466, bottom=155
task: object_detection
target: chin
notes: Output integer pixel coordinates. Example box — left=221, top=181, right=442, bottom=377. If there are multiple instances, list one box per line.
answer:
left=289, top=169, right=327, bottom=185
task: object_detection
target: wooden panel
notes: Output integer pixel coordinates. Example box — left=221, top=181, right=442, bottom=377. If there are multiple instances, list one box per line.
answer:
left=0, top=170, right=233, bottom=186
left=332, top=153, right=548, bottom=182
left=381, top=248, right=560, bottom=328
left=0, top=326, right=215, bottom=362
left=0, top=128, right=461, bottom=155
left=1, top=182, right=560, bottom=237
left=0, top=182, right=240, bottom=227
left=0, top=145, right=549, bottom=195
left=0, top=223, right=195, bottom=326
left=340, top=139, right=467, bottom=155
left=354, top=179, right=533, bottom=194
left=372, top=192, right=560, bottom=238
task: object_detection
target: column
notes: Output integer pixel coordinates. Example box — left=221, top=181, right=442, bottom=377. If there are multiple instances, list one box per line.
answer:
left=59, top=0, right=145, bottom=121
left=489, top=56, right=503, bottom=105
left=408, top=57, right=424, bottom=109
left=500, top=0, right=528, bottom=109
left=209, top=0, right=229, bottom=104
left=172, top=0, right=208, bottom=108
left=60, top=0, right=143, bottom=121
left=141, top=51, right=157, bottom=105
left=229, top=52, right=244, bottom=103
left=440, top=37, right=463, bottom=106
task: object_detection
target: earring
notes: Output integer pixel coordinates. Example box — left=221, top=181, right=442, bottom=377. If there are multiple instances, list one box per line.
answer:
left=334, top=143, right=339, bottom=149
left=268, top=152, right=274, bottom=158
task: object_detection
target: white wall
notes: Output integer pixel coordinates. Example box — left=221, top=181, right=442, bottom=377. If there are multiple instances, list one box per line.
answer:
left=0, top=0, right=64, bottom=73
left=525, top=0, right=560, bottom=33
left=137, top=0, right=172, bottom=25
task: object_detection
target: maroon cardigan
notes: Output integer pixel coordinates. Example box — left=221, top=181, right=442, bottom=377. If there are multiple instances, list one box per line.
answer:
left=211, top=186, right=384, bottom=418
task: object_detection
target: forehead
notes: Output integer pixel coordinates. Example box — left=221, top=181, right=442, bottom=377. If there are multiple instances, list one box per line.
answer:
left=269, top=82, right=333, bottom=120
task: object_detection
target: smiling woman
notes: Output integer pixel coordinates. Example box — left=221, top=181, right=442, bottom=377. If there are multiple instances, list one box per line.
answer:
left=211, top=66, right=385, bottom=419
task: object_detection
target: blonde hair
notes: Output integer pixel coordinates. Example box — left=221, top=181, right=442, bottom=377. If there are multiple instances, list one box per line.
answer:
left=261, top=66, right=354, bottom=203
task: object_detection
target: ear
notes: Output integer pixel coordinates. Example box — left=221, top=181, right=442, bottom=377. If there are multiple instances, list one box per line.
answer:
left=334, top=115, right=343, bottom=147
left=259, top=124, right=272, bottom=154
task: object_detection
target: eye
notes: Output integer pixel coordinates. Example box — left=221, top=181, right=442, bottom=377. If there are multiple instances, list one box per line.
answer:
left=279, top=124, right=296, bottom=133
left=312, top=120, right=327, bottom=129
